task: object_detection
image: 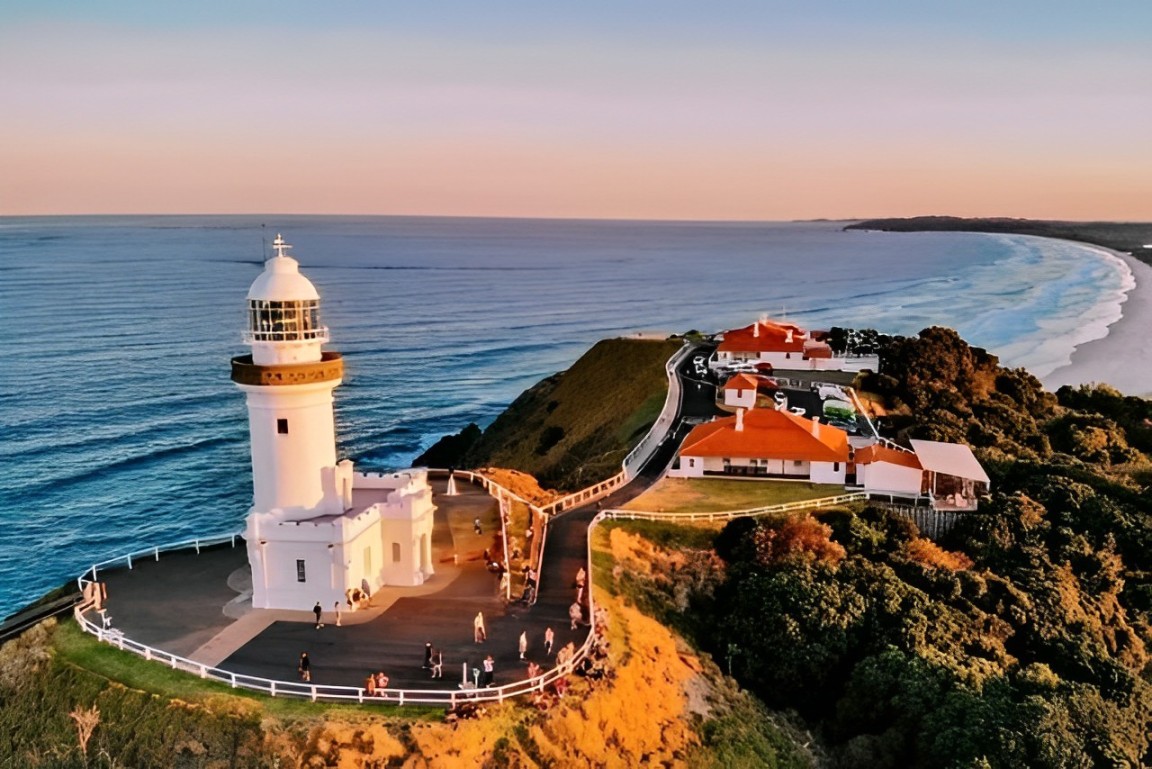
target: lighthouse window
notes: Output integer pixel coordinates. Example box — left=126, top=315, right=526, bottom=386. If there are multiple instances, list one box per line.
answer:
left=248, top=299, right=323, bottom=341
left=296, top=560, right=306, bottom=582
left=277, top=418, right=289, bottom=435
left=392, top=542, right=401, bottom=563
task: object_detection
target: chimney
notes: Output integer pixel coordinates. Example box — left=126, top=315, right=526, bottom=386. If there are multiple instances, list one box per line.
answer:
left=753, top=321, right=759, bottom=338
left=810, top=416, right=820, bottom=438
left=736, top=408, right=745, bottom=432
left=785, top=328, right=793, bottom=343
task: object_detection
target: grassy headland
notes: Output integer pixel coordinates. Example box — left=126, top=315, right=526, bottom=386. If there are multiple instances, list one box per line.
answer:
left=845, top=216, right=1152, bottom=264
left=419, top=337, right=681, bottom=492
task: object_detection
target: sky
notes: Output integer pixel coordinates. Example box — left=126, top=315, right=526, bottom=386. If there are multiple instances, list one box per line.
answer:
left=2, top=1, right=1150, bottom=220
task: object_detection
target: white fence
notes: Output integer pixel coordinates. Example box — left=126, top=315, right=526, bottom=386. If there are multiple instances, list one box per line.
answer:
left=602, top=492, right=869, bottom=524
left=73, top=600, right=593, bottom=707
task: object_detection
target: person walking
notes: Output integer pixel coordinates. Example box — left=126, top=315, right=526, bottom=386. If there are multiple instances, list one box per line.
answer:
left=473, top=517, right=483, bottom=535
left=313, top=601, right=323, bottom=629
left=423, top=642, right=434, bottom=669
left=518, top=630, right=528, bottom=660
left=569, top=602, right=582, bottom=630
left=482, top=655, right=495, bottom=687
left=298, top=652, right=311, bottom=682
left=474, top=611, right=486, bottom=643
left=334, top=601, right=342, bottom=627
left=544, top=627, right=555, bottom=655
left=430, top=648, right=443, bottom=679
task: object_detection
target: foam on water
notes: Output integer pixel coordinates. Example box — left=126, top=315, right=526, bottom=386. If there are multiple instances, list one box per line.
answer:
left=0, top=216, right=1133, bottom=617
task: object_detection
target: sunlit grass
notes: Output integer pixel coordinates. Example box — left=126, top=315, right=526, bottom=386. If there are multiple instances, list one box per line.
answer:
left=622, top=478, right=846, bottom=513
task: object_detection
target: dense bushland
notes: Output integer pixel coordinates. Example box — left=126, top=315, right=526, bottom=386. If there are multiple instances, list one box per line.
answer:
left=680, top=328, right=1152, bottom=767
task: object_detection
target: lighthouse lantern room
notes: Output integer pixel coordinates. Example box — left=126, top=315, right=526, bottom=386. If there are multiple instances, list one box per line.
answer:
left=233, top=236, right=436, bottom=612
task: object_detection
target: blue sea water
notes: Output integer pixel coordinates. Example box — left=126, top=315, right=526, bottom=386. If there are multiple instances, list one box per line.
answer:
left=0, top=215, right=1132, bottom=617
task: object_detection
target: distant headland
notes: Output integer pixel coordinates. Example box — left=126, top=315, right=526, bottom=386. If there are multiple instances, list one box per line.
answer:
left=845, top=216, right=1152, bottom=265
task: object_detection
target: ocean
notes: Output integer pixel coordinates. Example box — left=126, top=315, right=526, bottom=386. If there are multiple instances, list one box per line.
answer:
left=0, top=215, right=1132, bottom=618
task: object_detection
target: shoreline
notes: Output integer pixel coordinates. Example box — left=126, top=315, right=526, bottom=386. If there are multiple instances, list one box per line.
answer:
left=1042, top=244, right=1152, bottom=398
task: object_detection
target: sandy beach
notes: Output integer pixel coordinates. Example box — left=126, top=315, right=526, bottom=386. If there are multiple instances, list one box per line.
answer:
left=1043, top=248, right=1152, bottom=398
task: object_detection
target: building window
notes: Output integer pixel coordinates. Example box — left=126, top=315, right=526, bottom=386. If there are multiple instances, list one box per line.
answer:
left=277, top=418, right=289, bottom=435
left=793, top=460, right=803, bottom=467
left=688, top=458, right=695, bottom=468
left=364, top=547, right=372, bottom=574
left=392, top=542, right=401, bottom=562
left=833, top=462, right=840, bottom=471
left=296, top=559, right=306, bottom=582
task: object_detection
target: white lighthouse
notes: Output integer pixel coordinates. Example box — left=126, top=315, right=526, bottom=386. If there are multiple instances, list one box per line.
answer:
left=234, top=236, right=436, bottom=611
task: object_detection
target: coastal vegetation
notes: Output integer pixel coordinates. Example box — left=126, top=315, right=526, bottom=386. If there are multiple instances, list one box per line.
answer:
left=844, top=217, right=1152, bottom=263
left=417, top=337, right=680, bottom=492
left=605, top=326, right=1152, bottom=767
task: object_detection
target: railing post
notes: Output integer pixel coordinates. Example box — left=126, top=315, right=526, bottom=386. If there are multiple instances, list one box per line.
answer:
left=230, top=673, right=237, bottom=688
left=271, top=681, right=276, bottom=697
left=399, top=690, right=405, bottom=706
left=199, top=664, right=207, bottom=678
left=144, top=647, right=151, bottom=661
left=154, top=547, right=160, bottom=561
left=310, top=686, right=317, bottom=702
left=195, top=540, right=201, bottom=554
left=127, top=554, right=133, bottom=570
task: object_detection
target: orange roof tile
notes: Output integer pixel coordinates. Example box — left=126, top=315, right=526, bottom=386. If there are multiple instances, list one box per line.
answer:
left=723, top=373, right=760, bottom=391
left=717, top=319, right=807, bottom=354
left=854, top=443, right=922, bottom=470
left=679, top=408, right=849, bottom=462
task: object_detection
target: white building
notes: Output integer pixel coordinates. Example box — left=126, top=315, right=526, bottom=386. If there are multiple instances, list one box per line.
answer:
left=722, top=373, right=760, bottom=410
left=232, top=236, right=436, bottom=611
left=853, top=439, right=990, bottom=511
left=714, top=317, right=879, bottom=372
left=672, top=408, right=849, bottom=484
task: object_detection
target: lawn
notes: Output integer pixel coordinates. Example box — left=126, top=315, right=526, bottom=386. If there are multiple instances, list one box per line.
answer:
left=622, top=477, right=848, bottom=513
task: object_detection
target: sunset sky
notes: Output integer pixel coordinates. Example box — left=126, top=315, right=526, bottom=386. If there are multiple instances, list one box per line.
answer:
left=3, top=1, right=1150, bottom=220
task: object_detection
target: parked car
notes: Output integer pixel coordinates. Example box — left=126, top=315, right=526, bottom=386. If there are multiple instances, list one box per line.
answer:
left=773, top=391, right=788, bottom=405
left=754, top=362, right=774, bottom=374
left=823, top=398, right=856, bottom=421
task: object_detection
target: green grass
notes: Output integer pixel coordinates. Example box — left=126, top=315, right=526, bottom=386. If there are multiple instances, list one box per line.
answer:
left=624, top=478, right=848, bottom=513
left=53, top=619, right=442, bottom=720
left=464, top=337, right=681, bottom=491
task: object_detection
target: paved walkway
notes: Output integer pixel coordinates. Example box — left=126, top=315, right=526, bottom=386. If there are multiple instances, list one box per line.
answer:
left=93, top=344, right=717, bottom=693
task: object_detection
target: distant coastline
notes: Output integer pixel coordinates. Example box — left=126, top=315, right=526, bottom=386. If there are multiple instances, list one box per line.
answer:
left=847, top=217, right=1152, bottom=397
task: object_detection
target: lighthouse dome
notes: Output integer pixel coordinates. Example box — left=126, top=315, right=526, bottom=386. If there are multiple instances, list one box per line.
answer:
left=247, top=254, right=320, bottom=302
left=243, top=236, right=329, bottom=354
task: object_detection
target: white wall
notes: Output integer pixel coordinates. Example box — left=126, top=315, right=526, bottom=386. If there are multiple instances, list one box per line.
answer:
left=860, top=462, right=924, bottom=495
left=810, top=460, right=846, bottom=485
left=723, top=387, right=757, bottom=409
left=240, top=380, right=342, bottom=519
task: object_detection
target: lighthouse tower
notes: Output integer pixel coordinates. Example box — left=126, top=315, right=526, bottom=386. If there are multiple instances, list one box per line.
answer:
left=233, top=236, right=436, bottom=612
left=231, top=235, right=347, bottom=520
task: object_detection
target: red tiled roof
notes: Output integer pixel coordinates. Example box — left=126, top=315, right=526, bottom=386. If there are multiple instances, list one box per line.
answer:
left=717, top=319, right=807, bottom=354
left=680, top=408, right=849, bottom=462
left=723, top=373, right=760, bottom=391
left=803, top=343, right=833, bottom=359
left=854, top=443, right=922, bottom=470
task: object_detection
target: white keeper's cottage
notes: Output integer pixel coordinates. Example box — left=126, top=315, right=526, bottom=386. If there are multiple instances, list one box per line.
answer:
left=232, top=236, right=436, bottom=611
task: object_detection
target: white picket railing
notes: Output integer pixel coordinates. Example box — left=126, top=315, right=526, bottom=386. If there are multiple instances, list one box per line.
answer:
left=601, top=492, right=869, bottom=524
left=70, top=488, right=878, bottom=705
